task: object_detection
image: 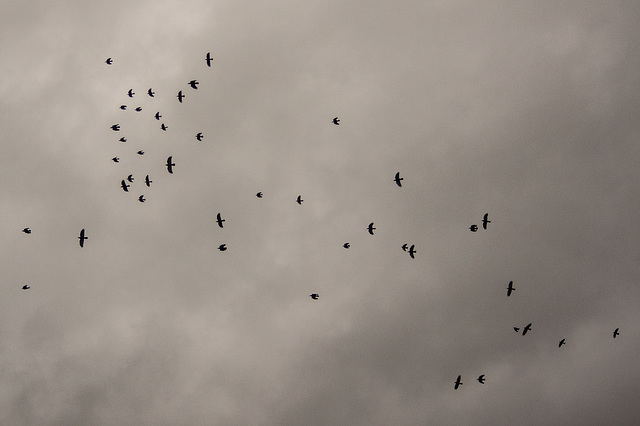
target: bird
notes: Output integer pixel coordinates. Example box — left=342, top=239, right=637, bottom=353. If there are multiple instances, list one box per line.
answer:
left=394, top=172, right=403, bottom=187
left=296, top=195, right=303, bottom=205
left=148, top=88, right=155, bottom=97
left=218, top=244, right=227, bottom=251
left=111, top=124, right=120, bottom=131
left=506, top=281, right=515, bottom=296
left=138, top=195, right=145, bottom=203
left=137, top=150, right=144, bottom=155
left=166, top=156, right=175, bottom=174
left=343, top=243, right=350, bottom=249
left=112, top=157, right=119, bottom=163
left=613, top=328, right=620, bottom=338
left=154, top=112, right=162, bottom=120
left=477, top=375, right=485, bottom=384
left=105, top=58, right=113, bottom=65
left=120, top=180, right=130, bottom=192
left=469, top=224, right=478, bottom=232
left=367, top=222, right=376, bottom=235
left=127, top=89, right=134, bottom=97
left=522, top=323, right=532, bottom=335
left=22, top=228, right=31, bottom=234
left=135, top=106, right=142, bottom=112
left=401, top=244, right=408, bottom=251
left=482, top=213, right=491, bottom=229
left=22, top=285, right=30, bottom=290
left=256, top=192, right=263, bottom=198
left=119, top=137, right=127, bottom=143
left=189, top=80, right=199, bottom=89
left=196, top=132, right=203, bottom=141
left=120, top=105, right=127, bottom=110
left=177, top=91, right=185, bottom=103
left=332, top=117, right=340, bottom=125
left=559, top=339, right=566, bottom=347
left=145, top=175, right=152, bottom=187
left=408, top=245, right=416, bottom=259
left=513, top=327, right=520, bottom=333
left=310, top=294, right=319, bottom=300
left=454, top=375, right=462, bottom=390
left=216, top=213, right=225, bottom=228
left=205, top=52, right=213, bottom=67
left=78, top=228, right=88, bottom=247
left=161, top=123, right=168, bottom=131
left=127, top=174, right=134, bottom=182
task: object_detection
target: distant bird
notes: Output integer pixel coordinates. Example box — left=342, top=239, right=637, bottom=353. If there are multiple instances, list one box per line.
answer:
left=105, top=58, right=113, bottom=65
left=310, top=294, right=319, bottom=300
left=120, top=180, right=130, bottom=192
left=145, top=175, right=152, bottom=187
left=148, top=88, right=155, bottom=97
left=394, top=172, right=403, bottom=187
left=296, top=195, right=303, bottom=205
left=111, top=124, right=120, bottom=131
left=196, top=132, right=203, bottom=141
left=137, top=150, right=144, bottom=155
left=127, top=174, right=134, bottom=182
left=112, top=157, right=119, bottom=163
left=22, top=285, right=30, bottom=290
left=138, top=195, right=145, bottom=203
left=522, top=323, right=532, bottom=335
left=482, top=213, right=491, bottom=230
left=161, top=123, right=168, bottom=131
left=343, top=243, right=350, bottom=249
left=367, top=222, right=376, bottom=235
left=454, top=375, right=462, bottom=390
left=218, top=244, right=227, bottom=251
left=22, top=228, right=31, bottom=234
left=256, top=192, right=263, bottom=198
left=216, top=213, right=225, bottom=228
left=613, top=328, right=620, bottom=338
left=332, top=117, right=340, bottom=125
left=477, top=375, right=485, bottom=384
left=401, top=244, right=408, bottom=251
left=127, top=89, right=134, bottom=97
left=154, top=112, right=162, bottom=120
left=205, top=52, right=213, bottom=67
left=506, top=281, right=515, bottom=296
left=166, top=156, right=175, bottom=173
left=513, top=327, right=520, bottom=333
left=189, top=80, right=199, bottom=89
left=78, top=228, right=88, bottom=247
left=135, top=106, right=142, bottom=112
left=408, top=244, right=416, bottom=259
left=559, top=339, right=566, bottom=347
left=469, top=224, right=478, bottom=232
left=120, top=105, right=127, bottom=110
left=119, top=137, right=127, bottom=143
left=177, top=90, right=185, bottom=103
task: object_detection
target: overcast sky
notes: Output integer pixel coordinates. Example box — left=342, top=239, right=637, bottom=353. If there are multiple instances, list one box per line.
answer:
left=2, top=0, right=640, bottom=425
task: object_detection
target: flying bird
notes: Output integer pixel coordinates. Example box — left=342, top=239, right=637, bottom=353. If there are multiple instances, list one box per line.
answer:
left=148, top=88, right=155, bottom=97
left=469, top=224, right=478, bottom=232
left=522, top=323, right=532, bottom=335
left=154, top=112, right=162, bottom=120
left=127, top=175, right=134, bottom=182
left=145, top=175, right=152, bottom=187
left=454, top=375, right=462, bottom=390
left=408, top=245, right=416, bottom=259
left=127, top=89, right=134, bottom=97
left=477, top=375, right=485, bottom=384
left=22, top=285, right=30, bottom=290
left=332, top=117, right=340, bottom=125
left=482, top=213, right=491, bottom=229
left=394, top=172, right=403, bottom=187
left=310, top=294, right=319, bottom=300
left=161, top=123, right=168, bottom=131
left=367, top=222, right=376, bottom=235
left=506, top=281, right=515, bottom=296
left=401, top=244, right=408, bottom=251
left=218, top=244, right=227, bottom=251
left=120, top=180, right=130, bottom=192
left=120, top=105, right=127, bottom=110
left=137, top=150, right=144, bottom=155
left=296, top=195, right=303, bottom=205
left=513, top=327, right=520, bottom=333
left=22, top=228, right=31, bottom=234
left=559, top=339, right=566, bottom=347
left=189, top=80, right=199, bottom=89
left=105, top=58, right=113, bottom=65
left=613, top=328, right=620, bottom=338
left=196, top=132, right=203, bottom=141
left=256, top=192, right=263, bottom=198
left=138, top=195, right=145, bottom=203
left=205, top=52, right=213, bottom=67
left=177, top=91, right=185, bottom=103
left=135, top=107, right=142, bottom=112
left=216, top=213, right=225, bottom=228
left=112, top=157, right=119, bottom=163
left=78, top=228, right=87, bottom=247
left=166, top=156, right=175, bottom=174
left=111, top=124, right=120, bottom=131
left=119, top=137, right=127, bottom=143
left=343, top=243, right=350, bottom=249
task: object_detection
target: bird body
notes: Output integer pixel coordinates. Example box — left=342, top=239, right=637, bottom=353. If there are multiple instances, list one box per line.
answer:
left=127, top=174, right=134, bottom=182
left=127, top=89, right=134, bottom=97
left=310, top=294, right=319, bottom=300
left=177, top=91, right=185, bottom=103
left=135, top=106, right=142, bottom=112
left=189, top=80, right=199, bottom=89
left=218, top=244, right=227, bottom=251
left=332, top=117, right=340, bottom=125
left=559, top=339, right=566, bottom=347
left=112, top=157, right=119, bottom=163
left=196, top=132, right=203, bottom=141
left=111, top=124, right=120, bottom=131
left=408, top=244, right=416, bottom=259
left=205, top=52, right=213, bottom=67
left=154, top=112, right=162, bottom=120
left=137, top=150, right=144, bottom=155
left=477, top=375, right=485, bottom=384
left=343, top=243, right=350, bottom=249
left=401, top=244, right=408, bottom=251
left=119, top=137, right=127, bottom=143
left=105, top=58, right=112, bottom=65
left=469, top=224, right=478, bottom=232
left=78, top=228, right=87, bottom=247
left=166, top=156, right=175, bottom=173
left=148, top=88, right=155, bottom=97
left=22, top=285, right=30, bottom=290
left=22, top=228, right=31, bottom=234
left=216, top=213, right=225, bottom=228
left=613, top=328, right=620, bottom=338
left=507, top=281, right=515, bottom=296
left=394, top=172, right=403, bottom=187
left=296, top=195, right=303, bottom=205
left=145, top=175, right=152, bottom=187
left=161, top=123, right=168, bottom=131
left=482, top=213, right=491, bottom=229
left=256, top=192, right=263, bottom=198
left=454, top=375, right=462, bottom=390
left=367, top=222, right=376, bottom=235
left=121, top=180, right=130, bottom=192
left=138, top=195, right=145, bottom=203
left=522, top=323, right=532, bottom=335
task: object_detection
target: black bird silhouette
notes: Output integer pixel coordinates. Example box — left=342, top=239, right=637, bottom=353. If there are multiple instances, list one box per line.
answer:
left=135, top=106, right=142, bottom=112
left=256, top=192, right=263, bottom=198
left=310, top=294, right=319, bottom=300
left=296, top=195, right=303, bottom=205
left=482, top=213, right=491, bottom=229
left=127, top=175, right=134, bottom=182
left=522, top=323, right=532, bottom=335
left=177, top=91, right=185, bottom=103
left=367, top=222, right=376, bottom=235
left=121, top=180, right=130, bottom=192
left=78, top=228, right=88, bottom=247
left=559, top=339, right=566, bottom=347
left=22, top=285, right=30, bottom=290
left=112, top=157, right=119, bottom=163
left=469, top=224, right=478, bottom=232
left=332, top=117, right=340, bottom=125
left=111, top=124, right=120, bottom=131
left=148, top=88, right=155, bottom=97
left=401, top=244, right=408, bottom=251
left=120, top=105, right=127, bottom=110
left=145, top=175, right=152, bottom=187
left=513, top=327, right=520, bottom=333
left=105, top=58, right=113, bottom=65
left=343, top=243, right=350, bottom=249
left=218, top=244, right=227, bottom=251
left=477, top=375, right=485, bottom=384
left=119, top=137, right=127, bottom=143
left=205, top=52, right=213, bottom=67
left=138, top=195, right=145, bottom=203
left=394, top=172, right=403, bottom=187
left=161, top=123, right=168, bottom=131
left=507, top=281, right=515, bottom=296
left=127, top=89, right=134, bottom=97
left=408, top=245, right=416, bottom=259
left=166, top=156, right=175, bottom=173
left=216, top=213, right=225, bottom=228
left=613, top=328, right=620, bottom=338
left=454, top=375, right=462, bottom=390
left=23, top=228, right=31, bottom=234
left=137, top=150, right=144, bottom=155
left=189, top=80, right=199, bottom=89
left=154, top=112, right=162, bottom=120
left=196, top=132, right=203, bottom=141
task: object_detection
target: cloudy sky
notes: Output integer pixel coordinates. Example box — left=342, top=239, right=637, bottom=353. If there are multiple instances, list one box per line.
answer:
left=2, top=0, right=640, bottom=424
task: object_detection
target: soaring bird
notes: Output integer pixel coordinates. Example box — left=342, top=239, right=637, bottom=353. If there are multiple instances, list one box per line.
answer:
left=310, top=294, right=319, bottom=300
left=216, top=213, right=225, bottom=228
left=127, top=175, right=134, bottom=182
left=343, top=243, right=350, bottom=249
left=22, top=285, right=30, bottom=290
left=394, top=172, right=403, bottom=187
left=112, top=157, right=119, bottom=163
left=522, top=323, right=532, bottom=335
left=507, top=281, right=515, bottom=296
left=121, top=180, right=130, bottom=192
left=177, top=91, right=185, bottom=103
left=135, top=106, right=142, bottom=112
left=613, top=328, right=620, bottom=338
left=22, top=228, right=31, bottom=234
left=218, top=244, right=227, bottom=251
left=196, top=132, right=203, bottom=141
left=78, top=228, right=88, bottom=247
left=154, top=112, right=162, bottom=120
left=454, top=375, right=462, bottom=390
left=408, top=245, right=416, bottom=259
left=166, top=156, right=175, bottom=173
left=105, top=58, right=113, bottom=65
left=148, top=88, right=155, bottom=97
left=161, top=123, right=168, bottom=131
left=469, top=224, right=478, bottom=232
left=559, top=339, right=566, bottom=347
left=401, top=244, right=408, bottom=251
left=482, top=213, right=491, bottom=229
left=137, top=150, right=144, bottom=155
left=477, top=375, right=485, bottom=384
left=111, top=124, right=120, bottom=131
left=119, top=137, right=127, bottom=143
left=120, top=105, right=127, bottom=110
left=256, top=192, right=263, bottom=198
left=513, top=327, right=520, bottom=333
left=189, top=80, right=199, bottom=89
left=145, top=175, right=152, bottom=187
left=138, top=195, right=145, bottom=203
left=296, top=195, right=303, bottom=205
left=127, top=89, right=135, bottom=97
left=367, top=222, right=376, bottom=235
left=205, top=52, right=213, bottom=67
left=332, top=117, right=340, bottom=125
